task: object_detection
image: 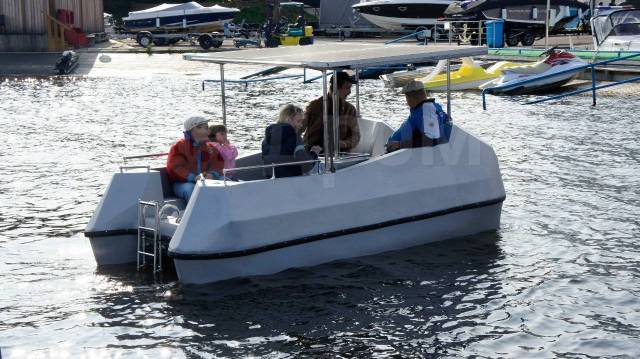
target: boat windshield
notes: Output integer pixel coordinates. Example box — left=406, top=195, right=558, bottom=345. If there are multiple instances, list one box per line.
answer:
left=593, top=9, right=640, bottom=45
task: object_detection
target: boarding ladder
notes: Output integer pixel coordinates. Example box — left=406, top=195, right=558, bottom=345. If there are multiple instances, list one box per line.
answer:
left=137, top=200, right=163, bottom=273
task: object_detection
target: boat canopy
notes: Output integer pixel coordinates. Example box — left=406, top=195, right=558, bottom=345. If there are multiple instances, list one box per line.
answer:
left=184, top=43, right=487, bottom=70
left=125, top=2, right=236, bottom=20
left=592, top=8, right=640, bottom=46
left=129, top=2, right=204, bottom=14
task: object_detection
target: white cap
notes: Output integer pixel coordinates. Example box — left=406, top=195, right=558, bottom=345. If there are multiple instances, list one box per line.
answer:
left=402, top=80, right=426, bottom=94
left=183, top=116, right=208, bottom=131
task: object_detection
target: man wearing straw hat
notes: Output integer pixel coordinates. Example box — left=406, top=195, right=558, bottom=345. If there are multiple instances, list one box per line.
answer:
left=386, top=80, right=452, bottom=152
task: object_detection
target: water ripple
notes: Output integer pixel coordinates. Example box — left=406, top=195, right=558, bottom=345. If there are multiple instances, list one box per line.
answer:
left=1, top=71, right=639, bottom=357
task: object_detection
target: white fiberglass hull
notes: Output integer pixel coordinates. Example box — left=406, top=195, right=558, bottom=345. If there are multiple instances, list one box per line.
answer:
left=168, top=125, right=505, bottom=285
left=480, top=62, right=585, bottom=94
left=359, top=13, right=439, bottom=30
left=85, top=120, right=505, bottom=284
left=427, top=78, right=496, bottom=91
left=173, top=201, right=502, bottom=284
left=352, top=0, right=453, bottom=30
left=598, top=36, right=640, bottom=52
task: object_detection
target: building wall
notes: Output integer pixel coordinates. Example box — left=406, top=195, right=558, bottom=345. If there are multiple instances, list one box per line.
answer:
left=0, top=0, right=103, bottom=51
left=0, top=0, right=104, bottom=34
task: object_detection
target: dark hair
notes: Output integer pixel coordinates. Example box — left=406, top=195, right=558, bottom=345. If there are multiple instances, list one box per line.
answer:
left=208, top=124, right=227, bottom=141
left=329, top=71, right=356, bottom=92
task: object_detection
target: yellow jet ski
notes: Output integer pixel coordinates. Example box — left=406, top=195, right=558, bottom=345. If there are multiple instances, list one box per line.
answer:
left=418, top=58, right=523, bottom=92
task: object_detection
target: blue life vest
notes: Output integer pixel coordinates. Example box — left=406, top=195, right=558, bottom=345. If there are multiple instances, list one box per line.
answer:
left=431, top=101, right=452, bottom=144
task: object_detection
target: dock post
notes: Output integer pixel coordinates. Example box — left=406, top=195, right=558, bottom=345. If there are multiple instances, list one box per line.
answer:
left=591, top=64, right=597, bottom=106
left=220, top=63, right=227, bottom=126
left=482, top=89, right=487, bottom=111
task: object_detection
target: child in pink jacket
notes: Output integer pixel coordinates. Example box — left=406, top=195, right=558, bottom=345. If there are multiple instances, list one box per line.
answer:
left=209, top=124, right=238, bottom=177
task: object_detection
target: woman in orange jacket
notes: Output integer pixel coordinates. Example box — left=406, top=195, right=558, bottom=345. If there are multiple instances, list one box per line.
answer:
left=167, top=116, right=224, bottom=201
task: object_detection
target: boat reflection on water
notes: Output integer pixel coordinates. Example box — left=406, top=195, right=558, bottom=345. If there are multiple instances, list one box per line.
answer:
left=92, top=232, right=505, bottom=356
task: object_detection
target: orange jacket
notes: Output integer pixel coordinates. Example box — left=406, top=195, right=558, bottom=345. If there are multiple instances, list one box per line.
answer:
left=166, top=138, right=224, bottom=183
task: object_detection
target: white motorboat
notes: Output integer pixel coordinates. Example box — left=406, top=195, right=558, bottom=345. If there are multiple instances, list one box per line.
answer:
left=591, top=6, right=640, bottom=52
left=85, top=43, right=506, bottom=285
left=352, top=0, right=455, bottom=30
left=480, top=48, right=586, bottom=95
left=122, top=1, right=239, bottom=32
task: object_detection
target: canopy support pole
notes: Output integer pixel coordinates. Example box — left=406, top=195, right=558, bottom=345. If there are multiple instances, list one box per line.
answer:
left=446, top=59, right=451, bottom=118
left=220, top=63, right=227, bottom=126
left=355, top=68, right=361, bottom=117
left=332, top=70, right=339, bottom=171
left=545, top=0, right=550, bottom=50
left=322, top=70, right=330, bottom=173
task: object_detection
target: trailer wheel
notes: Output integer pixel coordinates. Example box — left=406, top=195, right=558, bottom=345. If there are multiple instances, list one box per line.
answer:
left=137, top=32, right=153, bottom=48
left=212, top=39, right=223, bottom=48
left=415, top=26, right=428, bottom=41
left=506, top=31, right=520, bottom=47
left=521, top=31, right=536, bottom=47
left=265, top=37, right=280, bottom=48
left=153, top=38, right=167, bottom=46
left=198, top=34, right=214, bottom=49
left=299, top=36, right=313, bottom=46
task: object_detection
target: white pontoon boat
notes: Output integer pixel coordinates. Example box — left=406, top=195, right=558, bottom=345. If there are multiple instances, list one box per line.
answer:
left=84, top=43, right=505, bottom=285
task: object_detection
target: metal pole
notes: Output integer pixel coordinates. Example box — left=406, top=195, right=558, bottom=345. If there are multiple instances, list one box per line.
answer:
left=220, top=63, right=227, bottom=126
left=355, top=68, right=360, bottom=117
left=434, top=20, right=437, bottom=45
left=446, top=59, right=451, bottom=118
left=332, top=70, right=339, bottom=169
left=322, top=70, right=330, bottom=172
left=591, top=64, right=597, bottom=106
left=545, top=0, right=550, bottom=50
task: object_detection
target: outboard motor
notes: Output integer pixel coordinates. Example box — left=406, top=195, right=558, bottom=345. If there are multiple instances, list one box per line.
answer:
left=54, top=50, right=79, bottom=75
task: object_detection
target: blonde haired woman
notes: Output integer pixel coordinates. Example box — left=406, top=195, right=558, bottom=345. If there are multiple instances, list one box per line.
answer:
left=262, top=104, right=322, bottom=178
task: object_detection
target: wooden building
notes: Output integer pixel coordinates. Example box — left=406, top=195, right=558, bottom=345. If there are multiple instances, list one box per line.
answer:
left=0, top=0, right=104, bottom=52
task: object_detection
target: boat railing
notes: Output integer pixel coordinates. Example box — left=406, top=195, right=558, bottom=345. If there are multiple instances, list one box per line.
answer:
left=481, top=51, right=640, bottom=110
left=123, top=152, right=169, bottom=163
left=434, top=20, right=486, bottom=47
left=384, top=20, right=486, bottom=46
left=221, top=159, right=322, bottom=186
left=120, top=165, right=151, bottom=173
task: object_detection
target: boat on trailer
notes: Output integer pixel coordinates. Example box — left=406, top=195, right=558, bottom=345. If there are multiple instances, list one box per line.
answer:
left=122, top=1, right=239, bottom=33
left=84, top=43, right=506, bottom=285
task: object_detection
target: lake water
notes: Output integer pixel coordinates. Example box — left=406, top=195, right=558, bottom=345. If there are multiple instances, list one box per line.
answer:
left=1, top=63, right=639, bottom=358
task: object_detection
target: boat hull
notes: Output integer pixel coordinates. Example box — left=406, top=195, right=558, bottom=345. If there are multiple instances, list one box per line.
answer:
left=168, top=124, right=505, bottom=285
left=353, top=1, right=452, bottom=30
left=123, top=12, right=237, bottom=32
left=426, top=77, right=495, bottom=91
left=482, top=70, right=581, bottom=95
left=89, top=234, right=138, bottom=266
left=173, top=201, right=503, bottom=284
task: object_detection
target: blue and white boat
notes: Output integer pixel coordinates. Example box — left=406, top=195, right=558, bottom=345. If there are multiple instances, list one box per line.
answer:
left=122, top=1, right=239, bottom=32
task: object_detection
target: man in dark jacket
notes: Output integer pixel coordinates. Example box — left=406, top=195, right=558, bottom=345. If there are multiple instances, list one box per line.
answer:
left=302, top=71, right=360, bottom=153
